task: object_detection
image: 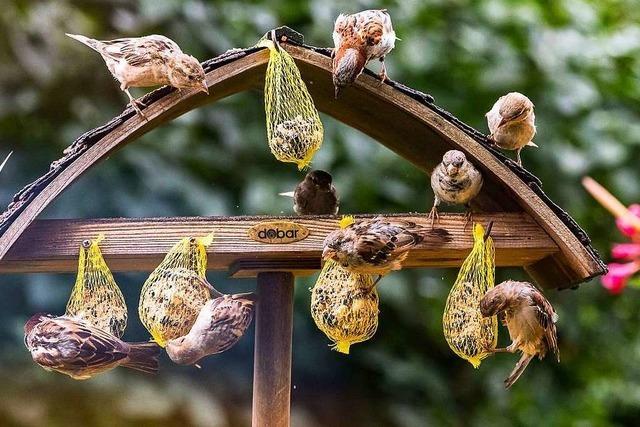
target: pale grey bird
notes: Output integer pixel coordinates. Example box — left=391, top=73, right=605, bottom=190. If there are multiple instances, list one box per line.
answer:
left=429, top=150, right=483, bottom=226
left=480, top=280, right=559, bottom=389
left=486, top=92, right=537, bottom=166
left=165, top=277, right=256, bottom=365
left=66, top=34, right=208, bottom=117
left=280, top=170, right=339, bottom=215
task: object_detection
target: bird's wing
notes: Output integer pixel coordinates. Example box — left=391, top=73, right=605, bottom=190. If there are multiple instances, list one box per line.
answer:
left=100, top=35, right=181, bottom=67
left=351, top=218, right=424, bottom=265
left=529, top=288, right=559, bottom=361
left=332, top=14, right=350, bottom=48
left=208, top=298, right=254, bottom=353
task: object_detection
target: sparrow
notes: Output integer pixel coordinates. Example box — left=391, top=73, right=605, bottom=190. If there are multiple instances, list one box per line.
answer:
left=486, top=92, right=537, bottom=166
left=332, top=9, right=396, bottom=97
left=66, top=33, right=208, bottom=118
left=24, top=313, right=161, bottom=380
left=0, top=151, right=11, bottom=174
left=280, top=170, right=339, bottom=215
left=166, top=277, right=256, bottom=365
left=429, top=150, right=483, bottom=226
left=479, top=280, right=559, bottom=389
left=322, top=216, right=450, bottom=281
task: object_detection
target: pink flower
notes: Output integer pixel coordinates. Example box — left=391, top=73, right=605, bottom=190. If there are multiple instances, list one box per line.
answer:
left=601, top=262, right=640, bottom=294
left=611, top=243, right=640, bottom=260
left=615, top=204, right=640, bottom=237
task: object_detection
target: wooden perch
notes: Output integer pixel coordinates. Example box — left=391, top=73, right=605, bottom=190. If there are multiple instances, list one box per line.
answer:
left=0, top=213, right=557, bottom=276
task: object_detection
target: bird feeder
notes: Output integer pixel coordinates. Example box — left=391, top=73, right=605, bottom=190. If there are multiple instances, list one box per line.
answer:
left=0, top=28, right=605, bottom=427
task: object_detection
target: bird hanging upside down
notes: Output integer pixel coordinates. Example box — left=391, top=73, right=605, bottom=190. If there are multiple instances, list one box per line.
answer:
left=323, top=216, right=451, bottom=283
left=66, top=34, right=208, bottom=118
left=166, top=277, right=256, bottom=366
left=486, top=92, right=537, bottom=166
left=24, top=313, right=160, bottom=380
left=429, top=150, right=483, bottom=227
left=480, top=280, right=559, bottom=388
left=280, top=170, right=339, bottom=215
left=332, top=9, right=396, bottom=97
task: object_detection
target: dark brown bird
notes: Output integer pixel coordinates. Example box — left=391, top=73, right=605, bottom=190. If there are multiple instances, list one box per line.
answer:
left=24, top=313, right=160, bottom=380
left=281, top=170, right=339, bottom=215
left=322, top=216, right=450, bottom=280
left=480, top=280, right=559, bottom=388
left=165, top=277, right=256, bottom=365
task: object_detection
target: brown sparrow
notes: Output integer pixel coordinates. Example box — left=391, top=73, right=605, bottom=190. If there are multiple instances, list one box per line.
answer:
left=486, top=92, right=537, bottom=166
left=429, top=150, right=483, bottom=226
left=332, top=9, right=396, bottom=97
left=280, top=170, right=339, bottom=215
left=24, top=313, right=160, bottom=380
left=166, top=277, right=256, bottom=365
left=480, top=280, right=559, bottom=388
left=66, top=34, right=208, bottom=117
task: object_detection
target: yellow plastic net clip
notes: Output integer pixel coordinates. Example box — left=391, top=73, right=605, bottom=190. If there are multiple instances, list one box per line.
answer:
left=442, top=223, right=498, bottom=368
left=138, top=234, right=215, bottom=347
left=65, top=235, right=127, bottom=337
left=311, top=259, right=379, bottom=355
left=262, top=37, right=324, bottom=170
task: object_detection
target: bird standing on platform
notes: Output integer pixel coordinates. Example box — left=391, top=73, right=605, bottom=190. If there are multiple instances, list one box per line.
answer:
left=322, top=216, right=450, bottom=281
left=429, top=150, right=483, bottom=226
left=280, top=170, right=339, bottom=215
left=479, top=280, right=559, bottom=388
left=66, top=34, right=208, bottom=118
left=166, top=277, right=256, bottom=365
left=24, top=313, right=160, bottom=380
left=486, top=92, right=537, bottom=166
left=332, top=9, right=396, bottom=97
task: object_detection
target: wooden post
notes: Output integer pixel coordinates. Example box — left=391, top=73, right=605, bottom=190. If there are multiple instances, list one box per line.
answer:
left=252, top=272, right=294, bottom=427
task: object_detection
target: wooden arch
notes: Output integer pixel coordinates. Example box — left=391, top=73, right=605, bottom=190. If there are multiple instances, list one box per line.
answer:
left=0, top=29, right=604, bottom=289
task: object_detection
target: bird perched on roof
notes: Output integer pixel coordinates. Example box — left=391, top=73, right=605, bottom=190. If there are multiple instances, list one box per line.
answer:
left=166, top=277, right=256, bottom=366
left=323, top=216, right=450, bottom=281
left=24, top=313, right=160, bottom=380
left=479, top=280, right=559, bottom=389
left=332, top=9, right=396, bottom=97
left=280, top=170, right=339, bottom=215
left=429, top=150, right=483, bottom=226
left=486, top=92, right=537, bottom=166
left=66, top=34, right=208, bottom=118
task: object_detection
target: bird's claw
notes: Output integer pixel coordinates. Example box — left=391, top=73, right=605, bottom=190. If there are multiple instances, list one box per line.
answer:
left=428, top=206, right=439, bottom=228
left=130, top=99, right=148, bottom=121
left=464, top=211, right=473, bottom=230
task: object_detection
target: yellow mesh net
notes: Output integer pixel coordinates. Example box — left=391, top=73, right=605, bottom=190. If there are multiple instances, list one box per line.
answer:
left=442, top=223, right=497, bottom=368
left=65, top=235, right=127, bottom=338
left=259, top=38, right=323, bottom=170
left=138, top=234, right=214, bottom=347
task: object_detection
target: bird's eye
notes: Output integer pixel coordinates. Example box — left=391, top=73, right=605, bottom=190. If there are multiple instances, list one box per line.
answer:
left=188, top=75, right=195, bottom=81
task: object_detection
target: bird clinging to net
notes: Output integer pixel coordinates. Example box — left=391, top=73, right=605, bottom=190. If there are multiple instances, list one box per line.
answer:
left=323, top=216, right=450, bottom=283
left=66, top=33, right=208, bottom=118
left=166, top=276, right=256, bottom=365
left=486, top=92, right=537, bottom=166
left=332, top=9, right=397, bottom=97
left=280, top=170, right=339, bottom=215
left=480, top=280, right=559, bottom=388
left=429, top=150, right=483, bottom=227
left=24, top=313, right=160, bottom=380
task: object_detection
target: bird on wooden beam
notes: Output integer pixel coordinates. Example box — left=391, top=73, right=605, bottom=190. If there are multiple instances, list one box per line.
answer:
left=486, top=92, right=537, bottom=166
left=332, top=9, right=397, bottom=97
left=66, top=33, right=208, bottom=119
left=280, top=170, right=339, bottom=215
left=480, top=280, right=559, bottom=388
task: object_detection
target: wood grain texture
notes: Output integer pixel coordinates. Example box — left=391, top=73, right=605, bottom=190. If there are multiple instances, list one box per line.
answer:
left=0, top=40, right=604, bottom=289
left=252, top=272, right=294, bottom=427
left=0, top=213, right=557, bottom=274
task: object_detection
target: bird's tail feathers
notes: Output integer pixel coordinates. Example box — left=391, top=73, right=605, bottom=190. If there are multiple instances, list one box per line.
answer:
left=527, top=141, right=538, bottom=148
left=66, top=33, right=101, bottom=51
left=278, top=191, right=295, bottom=198
left=123, top=342, right=161, bottom=375
left=504, top=353, right=534, bottom=389
left=421, top=227, right=452, bottom=244
left=195, top=276, right=224, bottom=299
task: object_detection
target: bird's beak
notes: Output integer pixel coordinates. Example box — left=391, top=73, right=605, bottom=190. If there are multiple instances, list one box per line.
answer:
left=498, top=117, right=508, bottom=128
left=200, top=81, right=209, bottom=95
left=322, top=247, right=335, bottom=261
left=446, top=165, right=459, bottom=176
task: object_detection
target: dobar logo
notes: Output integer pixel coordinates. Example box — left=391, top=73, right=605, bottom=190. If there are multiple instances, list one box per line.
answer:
left=248, top=221, right=310, bottom=244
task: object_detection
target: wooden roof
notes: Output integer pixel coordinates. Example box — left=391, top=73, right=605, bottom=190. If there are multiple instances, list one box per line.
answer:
left=0, top=27, right=605, bottom=289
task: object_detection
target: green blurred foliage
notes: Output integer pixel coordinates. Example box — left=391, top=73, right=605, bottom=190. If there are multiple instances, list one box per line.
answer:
left=0, top=0, right=639, bottom=426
